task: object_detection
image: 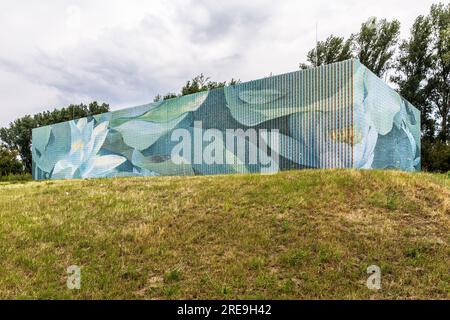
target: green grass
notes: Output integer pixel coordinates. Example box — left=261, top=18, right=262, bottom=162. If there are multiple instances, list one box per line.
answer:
left=0, top=169, right=448, bottom=299
left=0, top=173, right=32, bottom=183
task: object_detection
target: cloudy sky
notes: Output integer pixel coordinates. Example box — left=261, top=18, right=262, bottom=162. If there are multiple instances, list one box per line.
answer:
left=0, top=0, right=439, bottom=127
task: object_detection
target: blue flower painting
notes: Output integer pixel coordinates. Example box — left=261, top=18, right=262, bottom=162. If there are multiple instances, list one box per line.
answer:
left=32, top=59, right=420, bottom=180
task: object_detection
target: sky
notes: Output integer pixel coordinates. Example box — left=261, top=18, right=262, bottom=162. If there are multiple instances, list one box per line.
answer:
left=0, top=0, right=441, bottom=127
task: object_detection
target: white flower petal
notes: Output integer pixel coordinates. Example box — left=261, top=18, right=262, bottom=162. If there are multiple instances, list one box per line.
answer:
left=81, top=155, right=126, bottom=178
left=365, top=71, right=401, bottom=135
left=88, top=121, right=109, bottom=158
left=354, top=119, right=377, bottom=169
left=115, top=116, right=184, bottom=151
left=69, top=120, right=83, bottom=144
left=76, top=118, right=87, bottom=131
left=52, top=158, right=77, bottom=179
left=81, top=120, right=94, bottom=146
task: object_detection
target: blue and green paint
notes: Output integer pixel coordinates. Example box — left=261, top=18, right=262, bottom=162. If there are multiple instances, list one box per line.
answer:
left=32, top=59, right=420, bottom=180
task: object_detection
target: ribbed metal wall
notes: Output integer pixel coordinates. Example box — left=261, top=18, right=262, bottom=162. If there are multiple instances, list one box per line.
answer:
left=285, top=59, right=354, bottom=169
left=352, top=60, right=421, bottom=171
left=32, top=58, right=422, bottom=180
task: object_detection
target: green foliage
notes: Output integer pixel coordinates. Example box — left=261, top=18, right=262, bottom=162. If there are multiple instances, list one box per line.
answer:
left=392, top=15, right=435, bottom=140
left=153, top=93, right=177, bottom=102
left=0, top=173, right=31, bottom=182
left=393, top=2, right=449, bottom=144
left=422, top=140, right=450, bottom=172
left=300, top=35, right=353, bottom=69
left=164, top=269, right=182, bottom=283
left=0, top=116, right=34, bottom=174
left=299, top=3, right=449, bottom=171
left=163, top=93, right=178, bottom=100
left=0, top=102, right=109, bottom=173
left=389, top=2, right=450, bottom=172
left=154, top=74, right=240, bottom=101
left=428, top=3, right=450, bottom=142
left=31, top=101, right=110, bottom=126
left=299, top=18, right=400, bottom=77
left=181, top=74, right=220, bottom=95
left=0, top=145, right=23, bottom=176
left=153, top=94, right=162, bottom=102
left=354, top=17, right=401, bottom=77
left=181, top=74, right=240, bottom=95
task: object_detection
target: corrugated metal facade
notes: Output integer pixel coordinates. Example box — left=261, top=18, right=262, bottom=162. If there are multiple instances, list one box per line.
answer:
left=32, top=59, right=420, bottom=180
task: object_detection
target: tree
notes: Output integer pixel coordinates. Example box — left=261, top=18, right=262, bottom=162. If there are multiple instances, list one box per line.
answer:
left=163, top=93, right=178, bottom=100
left=298, top=18, right=400, bottom=76
left=181, top=74, right=240, bottom=94
left=0, top=102, right=109, bottom=173
left=153, top=93, right=178, bottom=102
left=180, top=74, right=235, bottom=95
left=421, top=140, right=450, bottom=172
left=354, top=17, right=401, bottom=77
left=181, top=74, right=213, bottom=95
left=296, top=7, right=448, bottom=170
left=428, top=3, right=450, bottom=142
left=153, top=94, right=162, bottom=102
left=227, top=78, right=240, bottom=86
left=154, top=75, right=240, bottom=101
left=299, top=35, right=353, bottom=69
left=0, top=115, right=35, bottom=174
left=0, top=145, right=23, bottom=176
left=391, top=15, right=435, bottom=141
left=391, top=2, right=449, bottom=171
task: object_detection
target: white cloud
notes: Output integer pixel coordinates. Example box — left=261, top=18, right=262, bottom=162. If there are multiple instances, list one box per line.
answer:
left=0, top=0, right=440, bottom=127
left=66, top=5, right=82, bottom=30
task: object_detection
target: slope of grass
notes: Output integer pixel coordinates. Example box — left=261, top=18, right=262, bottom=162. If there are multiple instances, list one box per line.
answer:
left=0, top=169, right=448, bottom=299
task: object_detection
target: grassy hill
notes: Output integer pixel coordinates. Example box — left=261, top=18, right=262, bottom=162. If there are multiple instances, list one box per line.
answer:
left=0, top=169, right=448, bottom=299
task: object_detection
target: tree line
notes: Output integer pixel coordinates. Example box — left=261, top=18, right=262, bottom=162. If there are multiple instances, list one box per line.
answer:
left=299, top=2, right=449, bottom=171
left=0, top=102, right=110, bottom=174
left=153, top=74, right=240, bottom=102
left=0, top=2, right=448, bottom=176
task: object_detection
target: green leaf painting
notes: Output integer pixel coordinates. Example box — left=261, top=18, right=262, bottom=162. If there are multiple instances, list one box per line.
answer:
left=32, top=60, right=420, bottom=180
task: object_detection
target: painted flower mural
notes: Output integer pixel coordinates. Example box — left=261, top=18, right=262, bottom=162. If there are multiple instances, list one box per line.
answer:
left=32, top=59, right=420, bottom=180
left=52, top=119, right=127, bottom=179
left=354, top=61, right=421, bottom=171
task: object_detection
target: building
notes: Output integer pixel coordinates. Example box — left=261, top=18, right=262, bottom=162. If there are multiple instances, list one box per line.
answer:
left=32, top=59, right=421, bottom=180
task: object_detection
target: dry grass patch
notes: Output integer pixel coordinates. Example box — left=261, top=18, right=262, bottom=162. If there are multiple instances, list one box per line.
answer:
left=0, top=169, right=448, bottom=299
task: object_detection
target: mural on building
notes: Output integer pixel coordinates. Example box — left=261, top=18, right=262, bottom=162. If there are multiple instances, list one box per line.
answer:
left=32, top=59, right=420, bottom=180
